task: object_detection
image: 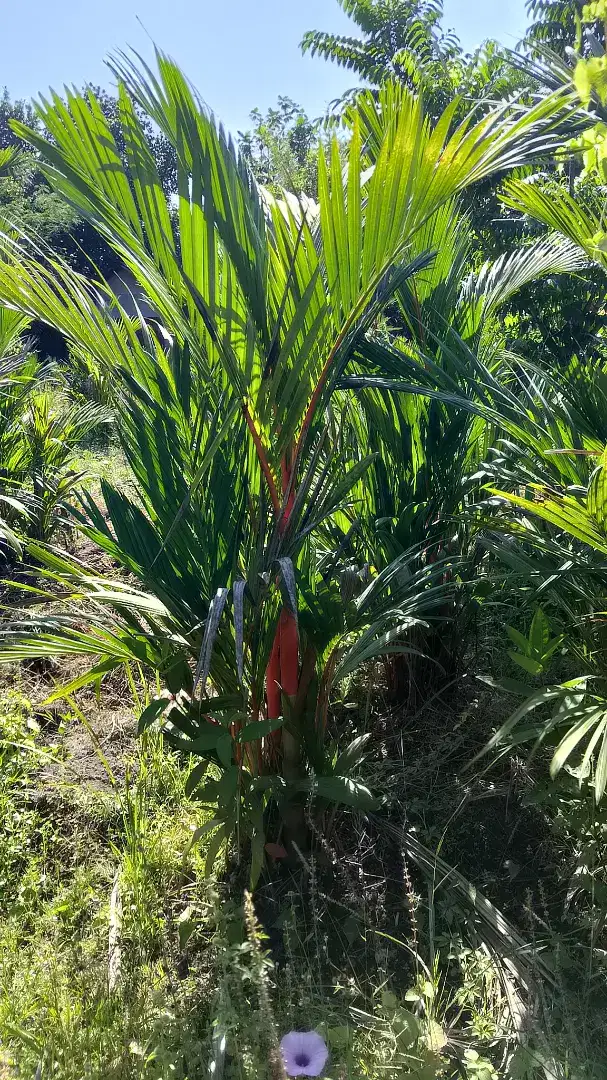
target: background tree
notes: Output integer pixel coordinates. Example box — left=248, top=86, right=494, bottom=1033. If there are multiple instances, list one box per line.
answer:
left=238, top=97, right=318, bottom=196
left=301, top=0, right=520, bottom=119
left=0, top=85, right=177, bottom=269
left=301, top=0, right=458, bottom=90
left=0, top=92, right=81, bottom=256
left=0, top=85, right=179, bottom=359
left=85, top=85, right=178, bottom=197
left=0, top=90, right=39, bottom=149
left=524, top=0, right=585, bottom=56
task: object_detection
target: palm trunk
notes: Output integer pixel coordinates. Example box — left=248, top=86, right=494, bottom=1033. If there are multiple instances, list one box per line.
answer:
left=265, top=453, right=307, bottom=848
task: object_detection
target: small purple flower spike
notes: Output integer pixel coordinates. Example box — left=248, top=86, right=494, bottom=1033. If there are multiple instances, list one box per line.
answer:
left=280, top=1031, right=328, bottom=1077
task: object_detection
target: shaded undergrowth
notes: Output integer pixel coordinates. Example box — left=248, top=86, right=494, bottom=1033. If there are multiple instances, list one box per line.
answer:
left=1, top=656, right=607, bottom=1079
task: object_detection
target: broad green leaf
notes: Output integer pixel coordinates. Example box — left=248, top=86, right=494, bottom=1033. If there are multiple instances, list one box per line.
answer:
left=185, top=760, right=210, bottom=797
left=334, top=733, right=372, bottom=775
left=550, top=708, right=605, bottom=778
left=393, top=1008, right=420, bottom=1050
left=180, top=817, right=221, bottom=861
left=596, top=724, right=607, bottom=800
left=479, top=685, right=573, bottom=759
left=236, top=718, right=284, bottom=743
left=138, top=696, right=171, bottom=735
left=508, top=651, right=544, bottom=676
left=205, top=824, right=227, bottom=878
left=305, top=775, right=379, bottom=810
left=164, top=724, right=225, bottom=755
left=216, top=733, right=233, bottom=768
left=530, top=607, right=550, bottom=657
left=505, top=625, right=532, bottom=653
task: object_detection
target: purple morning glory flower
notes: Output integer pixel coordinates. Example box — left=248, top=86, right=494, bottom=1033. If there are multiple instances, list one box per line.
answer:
left=280, top=1031, right=328, bottom=1077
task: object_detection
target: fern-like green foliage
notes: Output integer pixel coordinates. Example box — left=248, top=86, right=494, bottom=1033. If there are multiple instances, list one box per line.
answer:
left=302, top=0, right=527, bottom=122
left=301, top=0, right=461, bottom=117
left=524, top=0, right=586, bottom=57
left=302, top=0, right=450, bottom=76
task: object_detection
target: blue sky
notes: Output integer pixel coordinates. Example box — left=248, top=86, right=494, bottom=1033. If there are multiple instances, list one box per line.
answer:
left=3, top=0, right=529, bottom=135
